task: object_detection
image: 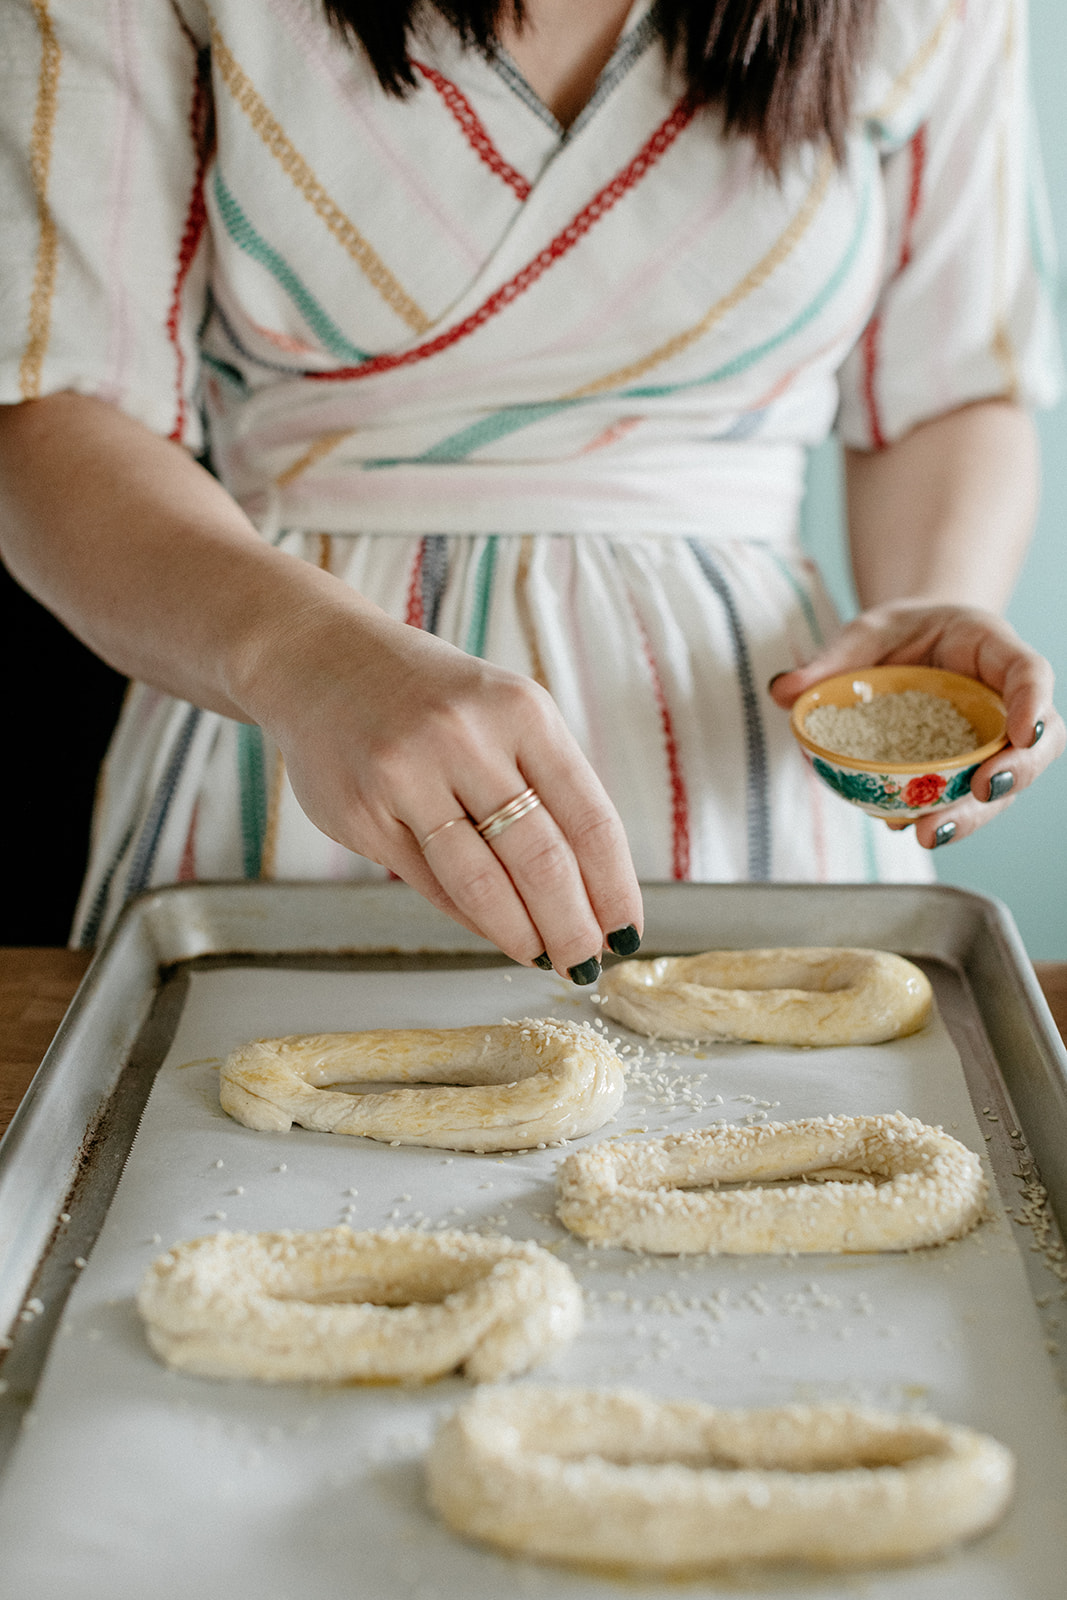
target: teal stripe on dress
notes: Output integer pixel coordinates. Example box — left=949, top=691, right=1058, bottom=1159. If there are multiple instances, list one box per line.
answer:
left=213, top=169, right=369, bottom=363
left=767, top=547, right=824, bottom=647
left=237, top=723, right=268, bottom=878
left=465, top=537, right=498, bottom=657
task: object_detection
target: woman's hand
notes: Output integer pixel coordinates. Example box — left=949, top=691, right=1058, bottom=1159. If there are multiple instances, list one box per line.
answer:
left=0, top=394, right=641, bottom=972
left=237, top=590, right=643, bottom=979
left=768, top=600, right=1064, bottom=848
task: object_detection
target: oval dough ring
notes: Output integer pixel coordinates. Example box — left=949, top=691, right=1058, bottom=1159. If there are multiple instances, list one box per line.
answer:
left=597, top=947, right=932, bottom=1045
left=137, top=1227, right=583, bottom=1383
left=219, top=1017, right=625, bottom=1152
left=556, top=1112, right=987, bottom=1253
left=426, top=1385, right=1014, bottom=1571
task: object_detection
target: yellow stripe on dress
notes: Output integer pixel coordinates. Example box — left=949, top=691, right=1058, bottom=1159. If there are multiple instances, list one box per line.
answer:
left=872, top=0, right=962, bottom=127
left=19, top=0, right=62, bottom=400
left=209, top=16, right=431, bottom=335
left=565, top=148, right=835, bottom=400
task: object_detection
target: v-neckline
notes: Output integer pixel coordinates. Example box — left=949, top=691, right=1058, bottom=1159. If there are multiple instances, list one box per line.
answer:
left=486, top=1, right=656, bottom=145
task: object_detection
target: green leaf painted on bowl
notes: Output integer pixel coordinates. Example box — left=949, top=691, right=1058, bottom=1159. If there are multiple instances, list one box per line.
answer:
left=944, top=763, right=979, bottom=802
left=812, top=759, right=905, bottom=808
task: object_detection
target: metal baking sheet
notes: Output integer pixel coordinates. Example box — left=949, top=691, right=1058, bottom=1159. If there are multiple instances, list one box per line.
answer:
left=1, top=881, right=1066, bottom=1599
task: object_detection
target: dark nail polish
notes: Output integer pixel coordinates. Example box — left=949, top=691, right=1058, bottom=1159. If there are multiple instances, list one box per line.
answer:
left=606, top=925, right=641, bottom=957
left=985, top=771, right=1014, bottom=802
left=1031, top=720, right=1045, bottom=747
left=533, top=952, right=553, bottom=970
left=568, top=957, right=601, bottom=987
left=932, top=820, right=957, bottom=848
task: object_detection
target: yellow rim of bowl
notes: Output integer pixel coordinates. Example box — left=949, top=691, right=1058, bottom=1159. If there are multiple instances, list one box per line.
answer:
left=790, top=668, right=1009, bottom=774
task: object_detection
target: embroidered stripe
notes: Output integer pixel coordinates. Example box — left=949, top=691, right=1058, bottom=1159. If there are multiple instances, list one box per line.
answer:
left=767, top=548, right=824, bottom=648
left=687, top=542, right=771, bottom=880
left=237, top=722, right=268, bottom=878
left=404, top=539, right=426, bottom=629
left=991, top=0, right=1020, bottom=400
left=124, top=706, right=203, bottom=899
left=19, top=0, right=61, bottom=399
left=422, top=535, right=450, bottom=634
left=566, top=9, right=660, bottom=139
left=466, top=537, right=499, bottom=657
left=391, top=147, right=865, bottom=467
left=213, top=169, right=369, bottom=361
left=516, top=535, right=550, bottom=689
left=306, top=96, right=697, bottom=383
left=566, top=148, right=834, bottom=399
left=167, top=45, right=212, bottom=442
left=861, top=125, right=926, bottom=448
left=631, top=604, right=689, bottom=881
left=413, top=61, right=531, bottom=200
left=260, top=750, right=286, bottom=880
left=209, top=17, right=431, bottom=334
left=77, top=821, right=136, bottom=948
left=872, top=0, right=960, bottom=127
left=275, top=430, right=351, bottom=488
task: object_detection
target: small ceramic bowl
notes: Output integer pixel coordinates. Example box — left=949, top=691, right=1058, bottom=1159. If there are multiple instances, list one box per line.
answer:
left=790, top=665, right=1009, bottom=820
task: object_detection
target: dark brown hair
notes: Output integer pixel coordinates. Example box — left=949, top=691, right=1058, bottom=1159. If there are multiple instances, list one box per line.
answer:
left=320, top=1, right=880, bottom=171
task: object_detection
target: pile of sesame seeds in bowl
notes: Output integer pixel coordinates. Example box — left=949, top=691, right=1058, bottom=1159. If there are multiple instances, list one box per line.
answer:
left=789, top=666, right=1009, bottom=819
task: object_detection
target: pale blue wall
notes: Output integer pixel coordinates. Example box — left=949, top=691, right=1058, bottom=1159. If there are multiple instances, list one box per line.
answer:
left=800, top=0, right=1067, bottom=958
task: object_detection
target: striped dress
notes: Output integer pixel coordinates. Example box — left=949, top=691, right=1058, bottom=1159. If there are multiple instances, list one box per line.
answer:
left=1, top=0, right=1060, bottom=943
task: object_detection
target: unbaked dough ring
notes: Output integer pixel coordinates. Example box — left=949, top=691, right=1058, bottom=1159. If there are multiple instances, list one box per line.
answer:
left=426, top=1386, right=1014, bottom=1571
left=597, top=947, right=932, bottom=1045
left=556, top=1113, right=986, bottom=1253
left=137, top=1227, right=582, bottom=1383
left=219, top=1018, right=625, bottom=1152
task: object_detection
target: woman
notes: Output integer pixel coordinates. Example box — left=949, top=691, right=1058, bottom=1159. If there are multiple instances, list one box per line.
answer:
left=0, top=0, right=1062, bottom=975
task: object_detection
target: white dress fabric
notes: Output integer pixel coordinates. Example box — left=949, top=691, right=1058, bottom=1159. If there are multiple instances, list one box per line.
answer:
left=0, top=0, right=1060, bottom=943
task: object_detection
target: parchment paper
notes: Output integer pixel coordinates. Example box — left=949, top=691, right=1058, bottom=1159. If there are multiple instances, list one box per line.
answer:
left=0, top=961, right=1064, bottom=1600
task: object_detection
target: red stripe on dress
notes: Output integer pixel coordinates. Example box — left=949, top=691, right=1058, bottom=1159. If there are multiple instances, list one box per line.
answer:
left=404, top=538, right=426, bottom=629
left=633, top=609, right=690, bottom=882
left=860, top=124, right=927, bottom=450
left=307, top=96, right=697, bottom=385
left=413, top=61, right=531, bottom=201
left=166, top=50, right=213, bottom=443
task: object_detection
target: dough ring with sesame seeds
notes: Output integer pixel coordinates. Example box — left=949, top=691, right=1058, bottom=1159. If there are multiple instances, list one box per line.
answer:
left=219, top=1018, right=625, bottom=1153
left=555, top=1113, right=986, bottom=1254
left=137, top=1227, right=583, bottom=1383
left=426, top=1385, right=1014, bottom=1571
left=597, top=947, right=932, bottom=1046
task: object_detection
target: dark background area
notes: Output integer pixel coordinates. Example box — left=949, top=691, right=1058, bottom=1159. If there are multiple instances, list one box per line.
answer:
left=1, top=563, right=126, bottom=945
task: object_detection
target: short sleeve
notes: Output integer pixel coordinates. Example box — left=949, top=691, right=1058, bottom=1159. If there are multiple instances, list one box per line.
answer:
left=0, top=0, right=212, bottom=450
left=836, top=0, right=1063, bottom=450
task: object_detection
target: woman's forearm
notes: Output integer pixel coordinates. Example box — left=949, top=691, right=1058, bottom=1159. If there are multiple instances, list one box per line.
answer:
left=843, top=400, right=1039, bottom=611
left=0, top=391, right=374, bottom=721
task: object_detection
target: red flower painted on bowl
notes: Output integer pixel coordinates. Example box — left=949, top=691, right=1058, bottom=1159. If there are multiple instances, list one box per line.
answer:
left=903, top=773, right=948, bottom=809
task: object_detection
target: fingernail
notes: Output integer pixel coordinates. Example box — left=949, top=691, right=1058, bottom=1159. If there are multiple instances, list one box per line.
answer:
left=606, top=925, right=641, bottom=957
left=932, top=820, right=957, bottom=848
left=1031, top=720, right=1045, bottom=747
left=985, top=771, right=1014, bottom=802
left=767, top=671, right=789, bottom=692
left=568, top=957, right=601, bottom=986
left=533, top=952, right=553, bottom=970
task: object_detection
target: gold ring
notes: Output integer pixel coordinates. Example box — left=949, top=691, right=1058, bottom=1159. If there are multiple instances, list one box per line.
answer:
left=475, top=786, right=542, bottom=843
left=418, top=816, right=468, bottom=852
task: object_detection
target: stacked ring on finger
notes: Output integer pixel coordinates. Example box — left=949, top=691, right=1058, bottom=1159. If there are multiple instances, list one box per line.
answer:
left=219, top=1017, right=626, bottom=1151
left=475, top=785, right=542, bottom=842
left=555, top=1113, right=987, bottom=1253
left=137, top=1227, right=582, bottom=1383
left=426, top=1386, right=1014, bottom=1572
